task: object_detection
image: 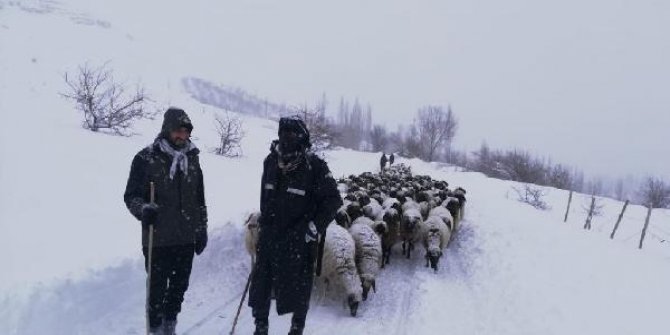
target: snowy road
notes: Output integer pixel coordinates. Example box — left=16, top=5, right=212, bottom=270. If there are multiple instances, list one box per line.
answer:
left=178, top=216, right=480, bottom=335
left=6, top=167, right=670, bottom=335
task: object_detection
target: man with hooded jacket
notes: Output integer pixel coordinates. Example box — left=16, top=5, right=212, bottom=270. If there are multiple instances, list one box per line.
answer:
left=124, top=107, right=208, bottom=335
left=248, top=116, right=343, bottom=335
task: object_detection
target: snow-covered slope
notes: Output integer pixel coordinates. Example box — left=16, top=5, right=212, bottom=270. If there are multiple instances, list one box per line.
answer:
left=1, top=2, right=670, bottom=335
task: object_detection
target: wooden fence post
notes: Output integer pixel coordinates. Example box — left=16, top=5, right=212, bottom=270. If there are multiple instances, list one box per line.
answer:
left=564, top=190, right=573, bottom=222
left=584, top=196, right=596, bottom=230
left=639, top=206, right=653, bottom=249
left=610, top=200, right=629, bottom=239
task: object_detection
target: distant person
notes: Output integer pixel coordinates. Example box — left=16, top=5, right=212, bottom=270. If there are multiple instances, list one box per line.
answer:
left=124, top=107, right=208, bottom=335
left=249, top=116, right=342, bottom=335
left=389, top=153, right=395, bottom=165
left=380, top=152, right=388, bottom=172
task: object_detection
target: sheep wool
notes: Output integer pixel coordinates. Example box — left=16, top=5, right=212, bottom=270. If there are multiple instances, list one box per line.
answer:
left=244, top=211, right=261, bottom=266
left=349, top=220, right=383, bottom=301
left=320, top=223, right=363, bottom=315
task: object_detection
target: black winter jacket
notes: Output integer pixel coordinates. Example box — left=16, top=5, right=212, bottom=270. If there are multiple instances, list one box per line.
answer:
left=124, top=140, right=207, bottom=247
left=249, top=147, right=342, bottom=315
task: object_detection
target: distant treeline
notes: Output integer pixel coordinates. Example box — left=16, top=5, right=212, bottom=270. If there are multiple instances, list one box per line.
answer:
left=183, top=77, right=669, bottom=208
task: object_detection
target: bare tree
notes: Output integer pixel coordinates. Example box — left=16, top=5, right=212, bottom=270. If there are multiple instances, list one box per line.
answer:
left=547, top=164, right=573, bottom=190
left=293, top=104, right=338, bottom=152
left=472, top=141, right=494, bottom=176
left=388, top=127, right=405, bottom=156
left=213, top=111, right=244, bottom=157
left=512, top=184, right=550, bottom=210
left=415, top=105, right=458, bottom=161
left=614, top=178, right=626, bottom=201
left=61, top=63, right=151, bottom=135
left=496, top=150, right=546, bottom=184
left=369, top=124, right=388, bottom=152
left=638, top=176, right=670, bottom=208
left=404, top=124, right=423, bottom=158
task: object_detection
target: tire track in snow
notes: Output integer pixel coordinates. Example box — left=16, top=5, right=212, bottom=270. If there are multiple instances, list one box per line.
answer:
left=181, top=288, right=247, bottom=335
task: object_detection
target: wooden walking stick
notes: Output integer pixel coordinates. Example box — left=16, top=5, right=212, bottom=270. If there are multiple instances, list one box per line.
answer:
left=146, top=182, right=155, bottom=335
left=230, top=269, right=254, bottom=335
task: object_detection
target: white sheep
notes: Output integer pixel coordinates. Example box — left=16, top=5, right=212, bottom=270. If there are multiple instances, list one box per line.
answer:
left=419, top=201, right=432, bottom=221
left=362, top=198, right=384, bottom=221
left=402, top=199, right=420, bottom=213
left=421, top=215, right=451, bottom=272
left=244, top=211, right=261, bottom=266
left=453, top=187, right=467, bottom=219
left=442, top=196, right=462, bottom=228
left=429, top=206, right=455, bottom=237
left=379, top=208, right=401, bottom=267
left=319, top=223, right=363, bottom=317
left=400, top=206, right=423, bottom=259
left=349, top=218, right=383, bottom=301
left=335, top=204, right=352, bottom=228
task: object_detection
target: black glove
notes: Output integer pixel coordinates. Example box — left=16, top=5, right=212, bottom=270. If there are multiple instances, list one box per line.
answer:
left=195, top=229, right=208, bottom=255
left=141, top=203, right=159, bottom=226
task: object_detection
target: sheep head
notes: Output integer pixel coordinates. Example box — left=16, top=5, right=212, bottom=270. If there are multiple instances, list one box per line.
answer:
left=346, top=202, right=363, bottom=221
left=335, top=209, right=351, bottom=229
left=373, top=221, right=388, bottom=237
left=401, top=213, right=421, bottom=235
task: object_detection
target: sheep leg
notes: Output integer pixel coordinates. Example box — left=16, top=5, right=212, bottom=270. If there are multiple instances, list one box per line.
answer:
left=383, top=247, right=390, bottom=267
left=406, top=242, right=411, bottom=259
left=317, top=278, right=329, bottom=304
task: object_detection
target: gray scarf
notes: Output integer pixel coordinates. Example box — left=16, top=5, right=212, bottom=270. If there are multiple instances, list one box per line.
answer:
left=158, top=138, right=197, bottom=179
left=273, top=140, right=309, bottom=174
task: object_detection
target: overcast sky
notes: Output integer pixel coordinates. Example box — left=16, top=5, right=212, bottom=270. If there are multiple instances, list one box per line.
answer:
left=83, top=0, right=670, bottom=179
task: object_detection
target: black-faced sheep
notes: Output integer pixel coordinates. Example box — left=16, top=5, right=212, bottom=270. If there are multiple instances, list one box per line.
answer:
left=421, top=215, right=451, bottom=272
left=363, top=198, right=384, bottom=220
left=379, top=208, right=401, bottom=267
left=443, top=196, right=463, bottom=229
left=346, top=201, right=364, bottom=222
left=335, top=205, right=352, bottom=228
left=400, top=204, right=423, bottom=259
left=349, top=217, right=383, bottom=301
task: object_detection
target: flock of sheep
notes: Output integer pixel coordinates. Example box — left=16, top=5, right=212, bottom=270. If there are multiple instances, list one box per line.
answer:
left=245, top=163, right=467, bottom=317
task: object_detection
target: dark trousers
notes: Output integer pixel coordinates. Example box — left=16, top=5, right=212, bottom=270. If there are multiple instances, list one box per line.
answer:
left=251, top=262, right=309, bottom=326
left=142, top=244, right=195, bottom=328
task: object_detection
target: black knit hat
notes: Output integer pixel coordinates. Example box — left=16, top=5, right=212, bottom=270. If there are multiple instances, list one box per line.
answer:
left=161, top=107, right=193, bottom=135
left=278, top=116, right=311, bottom=148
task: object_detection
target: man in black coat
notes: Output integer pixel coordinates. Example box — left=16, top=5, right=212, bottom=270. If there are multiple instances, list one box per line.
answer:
left=124, top=107, right=208, bottom=335
left=389, top=152, right=395, bottom=165
left=380, top=152, right=388, bottom=172
left=248, top=116, right=343, bottom=335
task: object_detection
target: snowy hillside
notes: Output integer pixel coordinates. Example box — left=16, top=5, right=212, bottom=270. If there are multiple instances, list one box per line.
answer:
left=2, top=1, right=670, bottom=335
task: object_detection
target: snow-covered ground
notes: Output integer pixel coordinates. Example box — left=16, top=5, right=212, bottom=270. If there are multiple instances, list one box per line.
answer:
left=1, top=1, right=670, bottom=334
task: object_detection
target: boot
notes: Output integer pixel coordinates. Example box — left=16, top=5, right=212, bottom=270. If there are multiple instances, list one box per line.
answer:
left=288, top=323, right=304, bottom=335
left=148, top=326, right=164, bottom=335
left=288, top=315, right=305, bottom=335
left=163, top=319, right=177, bottom=335
left=254, top=318, right=269, bottom=335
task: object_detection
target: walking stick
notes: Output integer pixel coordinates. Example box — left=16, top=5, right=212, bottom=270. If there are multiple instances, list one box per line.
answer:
left=230, top=269, right=254, bottom=335
left=146, top=182, right=155, bottom=335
